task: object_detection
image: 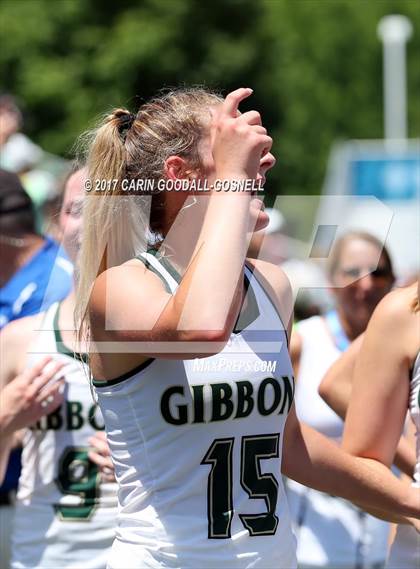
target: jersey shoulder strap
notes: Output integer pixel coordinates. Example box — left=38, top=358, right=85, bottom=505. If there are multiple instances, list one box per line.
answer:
left=135, top=249, right=180, bottom=294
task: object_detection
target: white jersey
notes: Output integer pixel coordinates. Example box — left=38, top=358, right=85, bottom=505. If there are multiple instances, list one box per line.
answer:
left=287, top=316, right=389, bottom=568
left=387, top=350, right=420, bottom=569
left=11, top=302, right=118, bottom=569
left=93, top=252, right=297, bottom=569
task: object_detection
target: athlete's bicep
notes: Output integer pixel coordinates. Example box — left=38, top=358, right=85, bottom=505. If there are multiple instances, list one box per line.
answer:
left=342, top=301, right=409, bottom=467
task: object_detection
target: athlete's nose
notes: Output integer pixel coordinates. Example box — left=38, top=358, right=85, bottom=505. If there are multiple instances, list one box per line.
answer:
left=259, top=151, right=276, bottom=175
left=356, top=273, right=376, bottom=296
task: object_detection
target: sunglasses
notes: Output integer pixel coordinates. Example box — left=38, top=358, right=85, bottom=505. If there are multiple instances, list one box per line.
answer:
left=339, top=267, right=393, bottom=280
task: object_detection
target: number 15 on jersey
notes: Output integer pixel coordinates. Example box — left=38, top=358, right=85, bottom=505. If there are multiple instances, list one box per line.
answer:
left=201, top=433, right=280, bottom=539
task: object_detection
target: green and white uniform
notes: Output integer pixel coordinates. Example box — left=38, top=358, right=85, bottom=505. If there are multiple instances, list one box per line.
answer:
left=11, top=302, right=118, bottom=569
left=94, top=252, right=297, bottom=569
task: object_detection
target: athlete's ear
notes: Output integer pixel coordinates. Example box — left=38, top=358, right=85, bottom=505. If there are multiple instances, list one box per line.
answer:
left=164, top=156, right=191, bottom=180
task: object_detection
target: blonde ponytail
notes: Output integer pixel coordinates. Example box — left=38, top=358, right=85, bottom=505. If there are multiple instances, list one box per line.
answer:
left=75, top=109, right=149, bottom=349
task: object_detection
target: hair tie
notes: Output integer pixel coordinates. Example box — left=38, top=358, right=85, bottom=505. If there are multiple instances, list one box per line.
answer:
left=117, top=112, right=136, bottom=141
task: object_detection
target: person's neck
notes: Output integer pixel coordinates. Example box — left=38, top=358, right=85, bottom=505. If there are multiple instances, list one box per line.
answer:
left=335, top=306, right=364, bottom=341
left=0, top=234, right=45, bottom=287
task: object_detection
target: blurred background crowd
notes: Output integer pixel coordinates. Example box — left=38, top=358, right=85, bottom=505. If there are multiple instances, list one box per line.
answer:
left=0, top=1, right=419, bottom=568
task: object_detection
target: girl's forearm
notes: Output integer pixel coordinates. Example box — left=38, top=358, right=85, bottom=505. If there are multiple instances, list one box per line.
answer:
left=176, top=191, right=251, bottom=335
left=353, top=500, right=416, bottom=526
left=283, top=421, right=419, bottom=520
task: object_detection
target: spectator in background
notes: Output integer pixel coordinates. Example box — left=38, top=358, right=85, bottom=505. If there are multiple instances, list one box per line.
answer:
left=0, top=94, right=67, bottom=221
left=0, top=167, right=117, bottom=569
left=287, top=231, right=396, bottom=569
left=0, top=168, right=72, bottom=569
left=248, top=207, right=329, bottom=320
left=248, top=207, right=306, bottom=265
left=0, top=95, right=43, bottom=175
left=0, top=169, right=72, bottom=328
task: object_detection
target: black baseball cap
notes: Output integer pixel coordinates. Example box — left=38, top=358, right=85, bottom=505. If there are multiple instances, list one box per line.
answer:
left=0, top=169, right=36, bottom=235
left=0, top=169, right=33, bottom=216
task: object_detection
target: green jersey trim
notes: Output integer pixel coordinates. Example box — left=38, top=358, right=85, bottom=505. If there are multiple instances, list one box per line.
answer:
left=145, top=248, right=181, bottom=283
left=246, top=267, right=290, bottom=348
left=135, top=252, right=171, bottom=293
left=92, top=358, right=155, bottom=388
left=53, top=303, right=88, bottom=364
left=233, top=271, right=260, bottom=333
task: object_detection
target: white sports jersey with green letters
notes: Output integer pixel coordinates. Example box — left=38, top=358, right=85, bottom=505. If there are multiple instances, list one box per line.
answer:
left=11, top=302, right=118, bottom=569
left=93, top=251, right=297, bottom=569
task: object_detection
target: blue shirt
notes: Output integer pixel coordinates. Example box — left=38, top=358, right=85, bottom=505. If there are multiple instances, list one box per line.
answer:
left=0, top=235, right=73, bottom=493
left=0, top=235, right=73, bottom=330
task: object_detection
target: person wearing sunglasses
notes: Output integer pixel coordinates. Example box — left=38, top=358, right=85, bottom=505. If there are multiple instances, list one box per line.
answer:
left=288, top=230, right=396, bottom=569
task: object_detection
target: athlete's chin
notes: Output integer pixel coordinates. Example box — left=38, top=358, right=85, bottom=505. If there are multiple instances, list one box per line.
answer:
left=250, top=198, right=269, bottom=233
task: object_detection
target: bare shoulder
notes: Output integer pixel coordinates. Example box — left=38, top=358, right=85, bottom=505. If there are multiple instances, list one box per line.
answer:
left=370, top=285, right=418, bottom=331
left=246, top=258, right=294, bottom=333
left=366, top=284, right=419, bottom=358
left=0, top=313, right=43, bottom=382
left=246, top=257, right=291, bottom=295
left=89, top=258, right=171, bottom=339
left=89, top=259, right=167, bottom=313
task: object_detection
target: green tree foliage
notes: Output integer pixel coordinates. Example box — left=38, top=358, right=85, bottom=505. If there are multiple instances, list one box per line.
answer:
left=264, top=0, right=420, bottom=195
left=0, top=0, right=419, bottom=197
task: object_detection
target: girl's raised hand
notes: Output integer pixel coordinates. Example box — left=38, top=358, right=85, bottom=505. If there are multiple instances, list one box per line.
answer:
left=210, top=88, right=272, bottom=182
